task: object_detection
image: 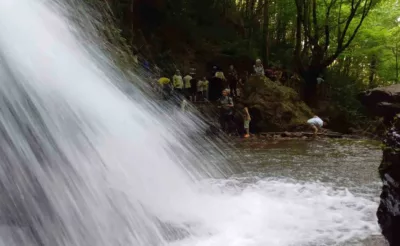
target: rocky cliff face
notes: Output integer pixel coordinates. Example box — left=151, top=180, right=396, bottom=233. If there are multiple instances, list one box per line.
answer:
left=360, top=85, right=400, bottom=245
left=377, top=117, right=400, bottom=246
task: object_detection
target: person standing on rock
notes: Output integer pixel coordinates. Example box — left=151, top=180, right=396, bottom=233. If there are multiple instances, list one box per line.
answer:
left=218, top=89, right=234, bottom=134
left=243, top=105, right=251, bottom=138
left=189, top=72, right=198, bottom=102
left=228, top=65, right=238, bottom=97
left=197, top=77, right=209, bottom=101
left=183, top=73, right=193, bottom=100
left=173, top=70, right=184, bottom=94
left=211, top=68, right=226, bottom=101
left=253, top=59, right=265, bottom=76
left=307, top=116, right=324, bottom=136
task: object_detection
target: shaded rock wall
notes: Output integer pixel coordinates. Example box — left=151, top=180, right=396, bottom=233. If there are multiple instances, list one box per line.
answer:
left=360, top=85, right=400, bottom=245
left=359, top=84, right=400, bottom=124
left=377, top=116, right=400, bottom=246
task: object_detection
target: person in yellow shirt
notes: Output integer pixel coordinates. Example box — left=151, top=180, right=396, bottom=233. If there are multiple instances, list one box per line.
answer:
left=197, top=77, right=209, bottom=101
left=215, top=70, right=226, bottom=81
left=172, top=70, right=184, bottom=94
left=158, top=77, right=170, bottom=85
left=158, top=77, right=172, bottom=100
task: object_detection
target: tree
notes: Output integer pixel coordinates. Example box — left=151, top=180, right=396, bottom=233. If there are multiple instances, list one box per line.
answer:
left=262, top=0, right=270, bottom=65
left=294, top=0, right=378, bottom=104
left=335, top=0, right=400, bottom=86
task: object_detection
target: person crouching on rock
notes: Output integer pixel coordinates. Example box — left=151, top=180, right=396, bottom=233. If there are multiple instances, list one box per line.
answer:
left=307, top=116, right=324, bottom=136
left=218, top=89, right=234, bottom=134
left=158, top=76, right=172, bottom=100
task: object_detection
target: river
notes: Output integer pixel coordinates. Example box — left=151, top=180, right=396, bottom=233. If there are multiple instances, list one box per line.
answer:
left=155, top=138, right=387, bottom=246
left=206, top=138, right=386, bottom=246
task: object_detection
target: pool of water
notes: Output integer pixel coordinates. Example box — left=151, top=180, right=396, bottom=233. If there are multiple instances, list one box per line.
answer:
left=172, top=136, right=386, bottom=246
left=219, top=138, right=386, bottom=246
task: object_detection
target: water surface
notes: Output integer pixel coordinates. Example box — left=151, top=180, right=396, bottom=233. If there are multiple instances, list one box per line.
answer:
left=205, top=138, right=386, bottom=246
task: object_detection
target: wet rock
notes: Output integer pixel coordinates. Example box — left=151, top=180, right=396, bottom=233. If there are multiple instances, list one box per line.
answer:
left=377, top=115, right=400, bottom=245
left=359, top=84, right=400, bottom=122
left=360, top=85, right=400, bottom=245
left=294, top=132, right=303, bottom=138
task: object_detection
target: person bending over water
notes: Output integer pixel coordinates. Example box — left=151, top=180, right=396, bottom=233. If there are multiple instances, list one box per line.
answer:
left=307, top=116, right=324, bottom=135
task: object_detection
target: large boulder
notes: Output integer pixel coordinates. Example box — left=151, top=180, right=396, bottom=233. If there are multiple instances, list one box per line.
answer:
left=242, top=76, right=313, bottom=132
left=359, top=84, right=400, bottom=122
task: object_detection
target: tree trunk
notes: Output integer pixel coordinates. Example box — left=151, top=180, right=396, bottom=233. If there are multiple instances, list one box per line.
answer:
left=369, top=54, right=377, bottom=89
left=294, top=0, right=303, bottom=71
left=302, top=68, right=321, bottom=106
left=396, top=43, right=399, bottom=83
left=262, top=0, right=269, bottom=65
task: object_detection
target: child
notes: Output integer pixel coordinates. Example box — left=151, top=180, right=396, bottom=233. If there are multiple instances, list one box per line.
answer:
left=307, top=116, right=324, bottom=135
left=243, top=106, right=251, bottom=138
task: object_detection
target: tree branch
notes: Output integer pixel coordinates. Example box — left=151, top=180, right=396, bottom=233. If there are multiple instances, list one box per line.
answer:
left=324, top=0, right=337, bottom=52
left=340, top=0, right=372, bottom=51
left=323, top=0, right=373, bottom=67
left=338, top=0, right=363, bottom=49
left=312, top=0, right=318, bottom=41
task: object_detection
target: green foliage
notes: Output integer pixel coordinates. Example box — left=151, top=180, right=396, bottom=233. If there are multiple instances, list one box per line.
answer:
left=346, top=0, right=400, bottom=85
left=325, top=69, right=374, bottom=131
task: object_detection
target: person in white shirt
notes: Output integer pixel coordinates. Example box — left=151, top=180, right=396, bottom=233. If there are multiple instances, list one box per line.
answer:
left=307, top=116, right=324, bottom=135
left=316, top=76, right=324, bottom=84
left=253, top=59, right=265, bottom=76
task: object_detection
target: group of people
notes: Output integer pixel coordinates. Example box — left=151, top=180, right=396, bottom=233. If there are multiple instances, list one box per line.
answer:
left=155, top=57, right=298, bottom=103
left=155, top=64, right=251, bottom=137
left=156, top=63, right=249, bottom=103
left=154, top=58, right=325, bottom=137
left=217, top=89, right=251, bottom=138
left=157, top=69, right=209, bottom=102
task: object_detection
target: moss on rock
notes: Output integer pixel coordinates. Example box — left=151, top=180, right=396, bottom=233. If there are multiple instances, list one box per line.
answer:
left=241, top=76, right=313, bottom=132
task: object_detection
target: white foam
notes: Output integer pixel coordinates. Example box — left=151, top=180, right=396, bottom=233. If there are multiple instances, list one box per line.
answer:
left=166, top=178, right=379, bottom=246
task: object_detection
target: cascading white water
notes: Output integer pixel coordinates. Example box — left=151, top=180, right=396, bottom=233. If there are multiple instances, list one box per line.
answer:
left=0, top=0, right=380, bottom=245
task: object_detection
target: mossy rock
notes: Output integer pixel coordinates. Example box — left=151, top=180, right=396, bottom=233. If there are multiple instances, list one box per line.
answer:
left=241, top=76, right=313, bottom=132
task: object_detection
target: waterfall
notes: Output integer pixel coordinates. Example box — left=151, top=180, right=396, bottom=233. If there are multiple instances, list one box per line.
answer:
left=0, top=0, right=229, bottom=244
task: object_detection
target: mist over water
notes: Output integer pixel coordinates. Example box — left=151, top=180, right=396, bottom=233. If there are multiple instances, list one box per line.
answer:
left=0, top=0, right=380, bottom=245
